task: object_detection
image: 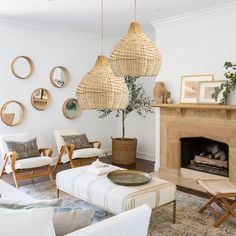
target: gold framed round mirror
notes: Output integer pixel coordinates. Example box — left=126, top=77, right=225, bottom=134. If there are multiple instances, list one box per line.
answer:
left=11, top=56, right=34, bottom=79
left=50, top=66, right=70, bottom=88
left=63, top=98, right=81, bottom=119
left=31, top=88, right=52, bottom=110
left=1, top=101, right=26, bottom=126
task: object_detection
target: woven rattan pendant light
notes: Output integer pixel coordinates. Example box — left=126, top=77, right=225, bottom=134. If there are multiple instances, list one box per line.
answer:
left=76, top=0, right=128, bottom=110
left=109, top=0, right=162, bottom=77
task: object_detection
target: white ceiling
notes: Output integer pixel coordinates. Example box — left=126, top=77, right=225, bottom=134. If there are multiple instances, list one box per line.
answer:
left=0, top=0, right=235, bottom=37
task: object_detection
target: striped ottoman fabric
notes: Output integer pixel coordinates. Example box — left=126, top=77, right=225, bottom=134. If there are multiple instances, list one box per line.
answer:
left=56, top=165, right=176, bottom=214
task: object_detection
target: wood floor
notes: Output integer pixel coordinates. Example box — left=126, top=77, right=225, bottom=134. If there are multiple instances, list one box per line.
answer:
left=1, top=156, right=207, bottom=198
left=1, top=156, right=155, bottom=187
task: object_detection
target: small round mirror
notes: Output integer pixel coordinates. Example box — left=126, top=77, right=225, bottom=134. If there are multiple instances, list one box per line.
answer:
left=31, top=88, right=52, bottom=110
left=63, top=98, right=81, bottom=119
left=11, top=56, right=34, bottom=79
left=50, top=66, right=70, bottom=88
left=1, top=101, right=26, bottom=126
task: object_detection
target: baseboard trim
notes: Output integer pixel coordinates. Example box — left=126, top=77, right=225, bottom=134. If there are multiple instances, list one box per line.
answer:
left=137, top=152, right=155, bottom=162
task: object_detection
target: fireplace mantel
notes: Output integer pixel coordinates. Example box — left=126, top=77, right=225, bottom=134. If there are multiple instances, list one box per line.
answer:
left=151, top=103, right=236, bottom=120
left=153, top=102, right=236, bottom=185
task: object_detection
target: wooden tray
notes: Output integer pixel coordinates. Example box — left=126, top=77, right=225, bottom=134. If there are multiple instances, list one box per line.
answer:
left=107, top=170, right=152, bottom=186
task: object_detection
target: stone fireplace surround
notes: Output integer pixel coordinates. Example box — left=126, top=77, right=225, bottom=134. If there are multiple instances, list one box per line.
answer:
left=152, top=104, right=236, bottom=185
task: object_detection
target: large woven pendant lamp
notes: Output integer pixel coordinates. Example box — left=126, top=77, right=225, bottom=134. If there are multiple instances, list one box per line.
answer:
left=76, top=0, right=128, bottom=110
left=109, top=0, right=162, bottom=77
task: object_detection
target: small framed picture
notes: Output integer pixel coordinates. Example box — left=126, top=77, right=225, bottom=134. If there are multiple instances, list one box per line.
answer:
left=198, top=80, right=227, bottom=104
left=180, top=74, right=214, bottom=103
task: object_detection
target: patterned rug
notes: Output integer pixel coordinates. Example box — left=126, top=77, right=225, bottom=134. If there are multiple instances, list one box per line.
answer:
left=20, top=181, right=236, bottom=236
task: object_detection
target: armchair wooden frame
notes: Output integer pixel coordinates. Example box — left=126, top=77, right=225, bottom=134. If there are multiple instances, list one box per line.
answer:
left=53, top=141, right=103, bottom=174
left=0, top=148, right=53, bottom=189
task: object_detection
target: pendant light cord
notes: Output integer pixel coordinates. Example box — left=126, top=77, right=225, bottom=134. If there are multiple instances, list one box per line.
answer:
left=101, top=0, right=104, bottom=55
left=134, top=0, right=137, bottom=22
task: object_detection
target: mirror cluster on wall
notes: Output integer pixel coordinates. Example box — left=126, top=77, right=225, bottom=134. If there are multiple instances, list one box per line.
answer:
left=0, top=55, right=82, bottom=126
left=50, top=66, right=70, bottom=88
left=63, top=98, right=81, bottom=119
left=1, top=101, right=26, bottom=126
left=31, top=88, right=52, bottom=111
left=11, top=56, right=34, bottom=79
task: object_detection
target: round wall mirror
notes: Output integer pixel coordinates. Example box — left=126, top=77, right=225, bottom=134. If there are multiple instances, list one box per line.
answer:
left=1, top=101, right=26, bottom=126
left=50, top=66, right=70, bottom=88
left=11, top=56, right=34, bottom=79
left=63, top=98, right=81, bottom=119
left=31, top=88, right=52, bottom=110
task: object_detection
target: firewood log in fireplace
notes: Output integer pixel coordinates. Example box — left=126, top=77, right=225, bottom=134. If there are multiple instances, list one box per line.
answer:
left=214, top=151, right=226, bottom=161
left=194, top=155, right=228, bottom=168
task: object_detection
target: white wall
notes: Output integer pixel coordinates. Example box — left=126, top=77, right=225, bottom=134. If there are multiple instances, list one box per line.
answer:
left=153, top=4, right=236, bottom=169
left=0, top=21, right=156, bottom=163
left=0, top=22, right=118, bottom=161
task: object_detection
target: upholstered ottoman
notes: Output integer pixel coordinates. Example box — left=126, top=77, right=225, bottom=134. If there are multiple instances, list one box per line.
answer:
left=56, top=165, right=176, bottom=222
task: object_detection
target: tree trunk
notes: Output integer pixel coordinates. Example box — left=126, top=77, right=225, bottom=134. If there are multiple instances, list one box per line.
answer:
left=122, top=110, right=125, bottom=139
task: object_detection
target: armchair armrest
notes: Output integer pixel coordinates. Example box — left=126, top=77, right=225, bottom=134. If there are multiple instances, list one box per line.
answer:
left=89, top=141, right=101, bottom=149
left=0, top=152, right=17, bottom=178
left=59, top=144, right=75, bottom=155
left=39, top=148, right=53, bottom=157
left=6, top=151, right=17, bottom=170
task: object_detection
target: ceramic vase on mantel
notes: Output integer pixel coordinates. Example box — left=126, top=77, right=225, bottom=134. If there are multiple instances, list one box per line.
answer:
left=153, top=82, right=166, bottom=104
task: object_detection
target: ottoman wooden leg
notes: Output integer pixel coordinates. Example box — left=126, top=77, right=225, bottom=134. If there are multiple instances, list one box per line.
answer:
left=57, top=189, right=60, bottom=198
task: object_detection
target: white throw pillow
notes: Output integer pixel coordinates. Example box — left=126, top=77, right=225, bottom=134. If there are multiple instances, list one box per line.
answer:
left=53, top=208, right=94, bottom=236
left=0, top=207, right=55, bottom=236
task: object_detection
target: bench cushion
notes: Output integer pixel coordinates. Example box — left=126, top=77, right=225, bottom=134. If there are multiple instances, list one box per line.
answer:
left=56, top=166, right=176, bottom=214
left=5, top=156, right=53, bottom=173
left=61, top=148, right=104, bottom=163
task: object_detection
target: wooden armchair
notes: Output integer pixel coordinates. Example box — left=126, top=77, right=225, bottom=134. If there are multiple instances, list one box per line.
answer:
left=53, top=129, right=105, bottom=173
left=198, top=179, right=236, bottom=227
left=0, top=133, right=53, bottom=188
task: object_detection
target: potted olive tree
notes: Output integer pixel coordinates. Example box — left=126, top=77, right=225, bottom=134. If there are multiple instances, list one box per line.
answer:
left=98, top=76, right=153, bottom=165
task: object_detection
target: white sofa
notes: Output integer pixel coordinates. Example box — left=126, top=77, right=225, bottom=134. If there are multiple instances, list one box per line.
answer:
left=0, top=180, right=152, bottom=236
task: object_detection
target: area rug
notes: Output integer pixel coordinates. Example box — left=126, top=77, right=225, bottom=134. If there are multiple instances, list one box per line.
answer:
left=20, top=181, right=236, bottom=236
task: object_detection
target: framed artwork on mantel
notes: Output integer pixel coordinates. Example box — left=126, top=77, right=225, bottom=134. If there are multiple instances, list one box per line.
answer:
left=180, top=74, right=214, bottom=103
left=198, top=80, right=227, bottom=104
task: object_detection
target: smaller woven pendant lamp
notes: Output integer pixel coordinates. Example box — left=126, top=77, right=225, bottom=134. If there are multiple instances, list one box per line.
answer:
left=109, top=0, right=162, bottom=77
left=76, top=0, right=128, bottom=109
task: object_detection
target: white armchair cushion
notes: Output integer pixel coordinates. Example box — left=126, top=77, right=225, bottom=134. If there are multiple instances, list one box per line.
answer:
left=5, top=156, right=53, bottom=173
left=65, top=205, right=152, bottom=236
left=0, top=133, right=32, bottom=157
left=0, top=207, right=56, bottom=236
left=54, top=129, right=80, bottom=153
left=61, top=148, right=104, bottom=163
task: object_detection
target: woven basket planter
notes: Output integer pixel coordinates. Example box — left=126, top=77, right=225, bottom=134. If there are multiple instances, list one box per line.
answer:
left=76, top=55, right=128, bottom=109
left=112, top=138, right=137, bottom=165
left=109, top=22, right=162, bottom=77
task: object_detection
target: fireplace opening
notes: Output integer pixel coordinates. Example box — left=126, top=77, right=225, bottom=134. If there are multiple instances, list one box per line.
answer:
left=180, top=137, right=229, bottom=177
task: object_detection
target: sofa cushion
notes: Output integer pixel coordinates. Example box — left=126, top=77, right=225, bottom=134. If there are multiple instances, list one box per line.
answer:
left=61, top=134, right=93, bottom=150
left=5, top=156, right=53, bottom=173
left=0, top=197, right=63, bottom=209
left=53, top=208, right=94, bottom=236
left=65, top=205, right=151, bottom=236
left=0, top=207, right=56, bottom=236
left=61, top=148, right=104, bottom=163
left=5, top=138, right=40, bottom=160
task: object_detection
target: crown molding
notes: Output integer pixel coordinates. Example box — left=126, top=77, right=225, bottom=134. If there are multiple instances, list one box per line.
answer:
left=0, top=17, right=114, bottom=41
left=151, top=2, right=236, bottom=28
